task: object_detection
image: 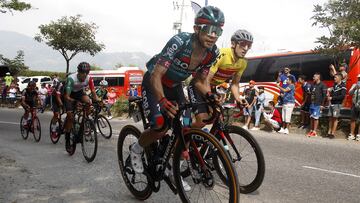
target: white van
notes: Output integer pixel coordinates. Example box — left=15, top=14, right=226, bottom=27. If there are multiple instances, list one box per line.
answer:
left=19, top=76, right=52, bottom=91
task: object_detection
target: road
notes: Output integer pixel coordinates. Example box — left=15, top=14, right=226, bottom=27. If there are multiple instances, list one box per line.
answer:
left=0, top=107, right=360, bottom=202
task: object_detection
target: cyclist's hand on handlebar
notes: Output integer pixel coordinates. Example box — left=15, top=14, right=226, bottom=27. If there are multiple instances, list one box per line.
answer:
left=206, top=92, right=221, bottom=104
left=159, top=97, right=178, bottom=118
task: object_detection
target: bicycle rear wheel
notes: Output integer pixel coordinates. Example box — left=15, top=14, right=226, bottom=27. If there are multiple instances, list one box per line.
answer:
left=214, top=125, right=265, bottom=194
left=173, top=129, right=239, bottom=203
left=32, top=117, right=41, bottom=142
left=20, top=116, right=28, bottom=140
left=81, top=118, right=98, bottom=162
left=97, top=115, right=112, bottom=139
left=49, top=119, right=61, bottom=144
left=117, top=125, right=152, bottom=200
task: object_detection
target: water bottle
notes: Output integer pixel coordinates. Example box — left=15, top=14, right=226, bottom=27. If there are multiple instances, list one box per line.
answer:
left=74, top=122, right=80, bottom=136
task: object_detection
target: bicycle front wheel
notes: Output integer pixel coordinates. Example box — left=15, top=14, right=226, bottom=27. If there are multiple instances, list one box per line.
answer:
left=81, top=119, right=98, bottom=162
left=20, top=116, right=28, bottom=140
left=117, top=125, right=152, bottom=200
left=32, top=117, right=41, bottom=142
left=214, top=125, right=265, bottom=194
left=97, top=115, right=112, bottom=139
left=173, top=129, right=239, bottom=203
left=49, top=119, right=61, bottom=144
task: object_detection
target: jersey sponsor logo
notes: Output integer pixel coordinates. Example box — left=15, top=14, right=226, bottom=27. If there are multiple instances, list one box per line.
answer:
left=173, top=58, right=189, bottom=69
left=165, top=43, right=179, bottom=58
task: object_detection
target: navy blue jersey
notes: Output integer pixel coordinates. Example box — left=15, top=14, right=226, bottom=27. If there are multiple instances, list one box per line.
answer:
left=146, top=32, right=219, bottom=87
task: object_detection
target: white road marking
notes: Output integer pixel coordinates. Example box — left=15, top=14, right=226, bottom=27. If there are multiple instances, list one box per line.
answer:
left=302, top=166, right=360, bottom=178
left=0, top=121, right=19, bottom=125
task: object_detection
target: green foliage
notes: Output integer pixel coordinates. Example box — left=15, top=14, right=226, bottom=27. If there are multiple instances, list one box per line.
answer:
left=111, top=96, right=129, bottom=117
left=34, top=15, right=105, bottom=73
left=21, top=70, right=66, bottom=80
left=90, top=64, right=103, bottom=70
left=0, top=0, right=32, bottom=14
left=0, top=50, right=28, bottom=75
left=312, top=0, right=360, bottom=58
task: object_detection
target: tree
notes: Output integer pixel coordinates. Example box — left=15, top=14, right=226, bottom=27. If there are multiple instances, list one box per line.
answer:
left=34, top=15, right=105, bottom=74
left=0, top=50, right=28, bottom=75
left=0, top=0, right=32, bottom=14
left=90, top=64, right=103, bottom=70
left=312, top=0, right=360, bottom=60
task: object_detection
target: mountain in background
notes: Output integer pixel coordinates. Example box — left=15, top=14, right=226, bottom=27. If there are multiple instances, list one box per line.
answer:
left=0, top=30, right=152, bottom=72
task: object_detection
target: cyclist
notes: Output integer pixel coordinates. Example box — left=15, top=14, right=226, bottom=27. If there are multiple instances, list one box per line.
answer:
left=50, top=76, right=64, bottom=135
left=130, top=6, right=225, bottom=178
left=63, top=62, right=99, bottom=147
left=188, top=29, right=253, bottom=128
left=21, top=81, right=41, bottom=127
left=96, top=80, right=108, bottom=101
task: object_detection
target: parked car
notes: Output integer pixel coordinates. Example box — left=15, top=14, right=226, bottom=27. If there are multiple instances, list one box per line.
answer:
left=19, top=76, right=52, bottom=91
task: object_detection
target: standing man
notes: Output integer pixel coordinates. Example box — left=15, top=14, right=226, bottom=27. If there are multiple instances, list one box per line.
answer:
left=327, top=73, right=346, bottom=139
left=298, top=75, right=312, bottom=129
left=242, top=80, right=257, bottom=130
left=4, top=72, right=14, bottom=87
left=277, top=67, right=296, bottom=106
left=307, top=73, right=327, bottom=137
left=277, top=77, right=296, bottom=134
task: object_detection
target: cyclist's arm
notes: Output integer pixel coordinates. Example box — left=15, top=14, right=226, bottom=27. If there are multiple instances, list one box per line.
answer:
left=21, top=95, right=28, bottom=108
left=88, top=77, right=99, bottom=101
left=64, top=77, right=75, bottom=102
left=231, top=74, right=242, bottom=103
left=151, top=64, right=168, bottom=101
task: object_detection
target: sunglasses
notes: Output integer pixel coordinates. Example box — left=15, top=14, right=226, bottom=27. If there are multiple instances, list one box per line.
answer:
left=198, top=24, right=223, bottom=37
left=238, top=41, right=252, bottom=49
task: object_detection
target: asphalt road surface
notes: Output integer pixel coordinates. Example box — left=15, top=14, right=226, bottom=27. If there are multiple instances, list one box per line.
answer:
left=1, top=107, right=360, bottom=202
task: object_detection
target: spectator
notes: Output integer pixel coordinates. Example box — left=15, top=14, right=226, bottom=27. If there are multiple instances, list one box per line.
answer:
left=263, top=101, right=282, bottom=132
left=127, top=85, right=138, bottom=97
left=242, top=80, right=257, bottom=130
left=1, top=85, right=8, bottom=106
left=251, top=86, right=265, bottom=131
left=298, top=75, right=312, bottom=129
left=277, top=76, right=296, bottom=134
left=8, top=84, right=17, bottom=108
left=277, top=67, right=296, bottom=106
left=348, top=74, right=360, bottom=141
left=4, top=72, right=14, bottom=87
left=38, top=83, right=48, bottom=112
left=105, top=88, right=117, bottom=120
left=326, top=73, right=346, bottom=139
left=329, top=63, right=348, bottom=83
left=307, top=73, right=327, bottom=137
left=44, top=83, right=52, bottom=109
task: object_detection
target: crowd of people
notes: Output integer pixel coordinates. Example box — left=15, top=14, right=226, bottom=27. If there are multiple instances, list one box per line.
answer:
left=231, top=63, right=360, bottom=141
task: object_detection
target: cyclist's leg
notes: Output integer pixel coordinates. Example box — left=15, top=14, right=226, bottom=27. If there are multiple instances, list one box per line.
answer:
left=187, top=80, right=210, bottom=129
left=51, top=95, right=60, bottom=132
left=21, top=103, right=30, bottom=125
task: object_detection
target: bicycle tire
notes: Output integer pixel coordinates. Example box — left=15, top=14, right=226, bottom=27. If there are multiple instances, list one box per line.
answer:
left=117, top=125, right=152, bottom=200
left=213, top=125, right=265, bottom=194
left=32, top=117, right=41, bottom=142
left=97, top=115, right=112, bottom=139
left=49, top=119, right=61, bottom=144
left=173, top=129, right=239, bottom=203
left=81, top=118, right=98, bottom=162
left=65, top=132, right=76, bottom=155
left=20, top=116, right=28, bottom=140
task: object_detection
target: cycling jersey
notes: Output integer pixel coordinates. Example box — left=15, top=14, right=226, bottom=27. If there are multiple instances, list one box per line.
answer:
left=146, top=32, right=219, bottom=88
left=209, top=48, right=248, bottom=86
left=22, top=88, right=38, bottom=107
left=65, top=73, right=95, bottom=94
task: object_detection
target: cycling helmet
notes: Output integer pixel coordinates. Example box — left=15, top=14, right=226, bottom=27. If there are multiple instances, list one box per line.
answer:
left=231, top=29, right=253, bottom=43
left=77, top=62, right=91, bottom=74
left=6, top=72, right=10, bottom=75
left=195, top=6, right=225, bottom=27
left=99, top=80, right=108, bottom=87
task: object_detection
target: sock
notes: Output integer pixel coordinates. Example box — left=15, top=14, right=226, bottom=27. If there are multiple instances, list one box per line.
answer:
left=132, top=142, right=143, bottom=154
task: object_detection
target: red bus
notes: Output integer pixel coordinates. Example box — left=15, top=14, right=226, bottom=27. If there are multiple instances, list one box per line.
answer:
left=240, top=48, right=360, bottom=112
left=89, top=67, right=144, bottom=98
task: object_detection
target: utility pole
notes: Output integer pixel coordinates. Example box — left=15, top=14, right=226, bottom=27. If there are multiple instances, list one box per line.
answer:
left=173, top=0, right=185, bottom=34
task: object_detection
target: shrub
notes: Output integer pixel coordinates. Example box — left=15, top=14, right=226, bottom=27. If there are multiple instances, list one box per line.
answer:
left=111, top=96, right=129, bottom=117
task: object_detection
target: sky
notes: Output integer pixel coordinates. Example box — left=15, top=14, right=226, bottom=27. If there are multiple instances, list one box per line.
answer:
left=1, top=0, right=329, bottom=57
